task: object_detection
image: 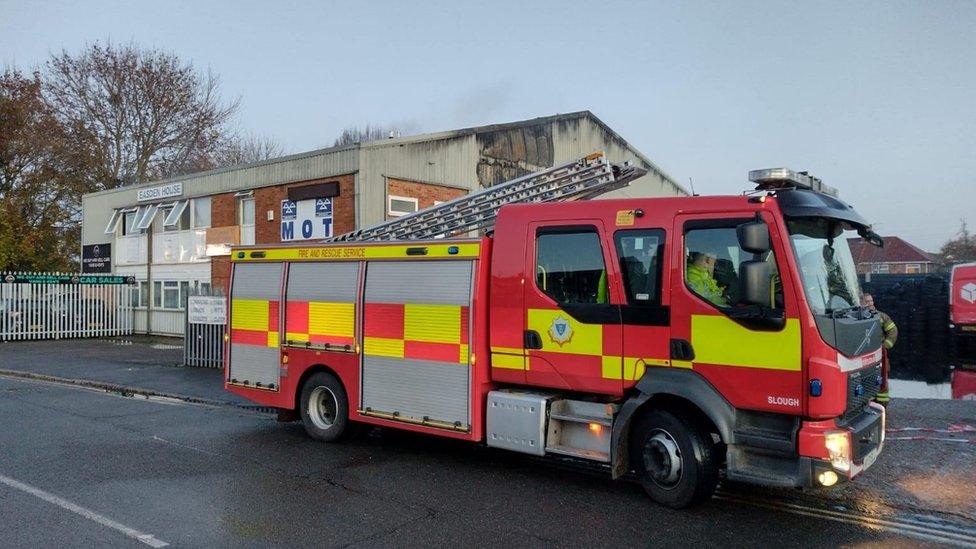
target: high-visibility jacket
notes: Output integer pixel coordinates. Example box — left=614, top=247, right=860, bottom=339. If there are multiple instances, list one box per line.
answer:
left=880, top=311, right=898, bottom=350
left=875, top=310, right=897, bottom=404
left=687, top=264, right=728, bottom=307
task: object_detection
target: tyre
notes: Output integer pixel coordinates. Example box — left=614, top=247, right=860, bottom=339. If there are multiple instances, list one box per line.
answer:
left=629, top=409, right=719, bottom=509
left=299, top=372, right=352, bottom=442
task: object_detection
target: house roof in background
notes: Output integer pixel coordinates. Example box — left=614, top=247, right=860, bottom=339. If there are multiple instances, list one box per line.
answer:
left=848, top=236, right=935, bottom=264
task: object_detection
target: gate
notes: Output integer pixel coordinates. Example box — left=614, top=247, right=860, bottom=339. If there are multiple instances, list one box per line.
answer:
left=183, top=287, right=226, bottom=368
left=0, top=272, right=135, bottom=341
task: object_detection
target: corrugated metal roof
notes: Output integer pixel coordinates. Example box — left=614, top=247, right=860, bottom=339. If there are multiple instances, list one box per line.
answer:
left=82, top=111, right=686, bottom=199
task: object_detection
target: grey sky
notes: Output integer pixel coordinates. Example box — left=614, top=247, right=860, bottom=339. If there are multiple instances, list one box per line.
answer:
left=3, top=0, right=973, bottom=251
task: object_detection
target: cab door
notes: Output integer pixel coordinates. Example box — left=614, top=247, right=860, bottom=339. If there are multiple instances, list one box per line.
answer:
left=614, top=228, right=672, bottom=387
left=669, top=212, right=803, bottom=413
left=523, top=220, right=624, bottom=395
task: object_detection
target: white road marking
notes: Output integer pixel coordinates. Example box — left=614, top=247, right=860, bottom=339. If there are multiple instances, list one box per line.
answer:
left=0, top=474, right=169, bottom=548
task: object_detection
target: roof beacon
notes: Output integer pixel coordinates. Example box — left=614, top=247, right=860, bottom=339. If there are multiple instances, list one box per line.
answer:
left=748, top=168, right=838, bottom=197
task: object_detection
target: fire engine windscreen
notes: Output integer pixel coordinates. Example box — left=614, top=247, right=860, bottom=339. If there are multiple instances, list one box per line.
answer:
left=787, top=218, right=862, bottom=315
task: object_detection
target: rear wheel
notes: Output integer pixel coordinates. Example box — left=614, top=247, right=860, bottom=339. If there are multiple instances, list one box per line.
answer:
left=630, top=409, right=719, bottom=508
left=300, top=372, right=351, bottom=442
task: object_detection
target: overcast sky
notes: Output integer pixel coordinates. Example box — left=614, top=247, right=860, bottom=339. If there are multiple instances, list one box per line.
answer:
left=3, top=0, right=973, bottom=251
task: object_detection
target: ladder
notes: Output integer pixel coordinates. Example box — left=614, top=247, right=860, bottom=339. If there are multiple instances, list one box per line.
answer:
left=328, top=151, right=647, bottom=242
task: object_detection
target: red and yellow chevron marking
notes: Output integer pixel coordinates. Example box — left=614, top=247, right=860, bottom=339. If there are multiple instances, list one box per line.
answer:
left=363, top=303, right=470, bottom=364
left=230, top=299, right=279, bottom=348
left=285, top=301, right=355, bottom=346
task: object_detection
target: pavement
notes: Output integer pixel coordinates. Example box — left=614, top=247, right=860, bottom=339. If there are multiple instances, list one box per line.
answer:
left=0, top=337, right=975, bottom=547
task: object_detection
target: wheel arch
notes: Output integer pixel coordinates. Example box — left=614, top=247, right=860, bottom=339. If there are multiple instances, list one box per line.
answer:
left=293, top=363, right=344, bottom=411
left=611, top=368, right=735, bottom=478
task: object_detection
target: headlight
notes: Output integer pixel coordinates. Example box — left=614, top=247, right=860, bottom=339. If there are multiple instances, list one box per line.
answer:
left=824, top=431, right=851, bottom=472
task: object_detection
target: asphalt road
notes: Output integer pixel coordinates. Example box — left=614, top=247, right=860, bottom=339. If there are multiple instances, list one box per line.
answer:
left=0, top=375, right=909, bottom=548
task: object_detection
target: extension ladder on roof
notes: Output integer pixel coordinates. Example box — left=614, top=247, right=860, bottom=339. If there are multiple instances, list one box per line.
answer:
left=327, top=151, right=648, bottom=242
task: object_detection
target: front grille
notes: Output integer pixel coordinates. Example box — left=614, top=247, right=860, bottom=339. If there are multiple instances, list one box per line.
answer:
left=848, top=406, right=883, bottom=462
left=843, top=362, right=883, bottom=422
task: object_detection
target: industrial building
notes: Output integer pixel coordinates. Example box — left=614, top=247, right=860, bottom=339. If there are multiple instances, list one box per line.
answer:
left=80, top=111, right=687, bottom=336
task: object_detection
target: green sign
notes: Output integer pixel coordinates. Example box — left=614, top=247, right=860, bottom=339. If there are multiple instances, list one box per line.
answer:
left=1, top=273, right=136, bottom=285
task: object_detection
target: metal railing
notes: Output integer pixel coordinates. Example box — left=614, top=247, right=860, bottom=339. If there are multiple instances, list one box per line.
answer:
left=183, top=287, right=226, bottom=368
left=0, top=272, right=135, bottom=341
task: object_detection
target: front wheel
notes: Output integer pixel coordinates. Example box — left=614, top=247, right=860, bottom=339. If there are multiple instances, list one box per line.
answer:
left=629, top=409, right=719, bottom=508
left=299, top=372, right=352, bottom=442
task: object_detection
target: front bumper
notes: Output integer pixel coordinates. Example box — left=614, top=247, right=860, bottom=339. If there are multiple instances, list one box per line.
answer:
left=798, top=403, right=885, bottom=487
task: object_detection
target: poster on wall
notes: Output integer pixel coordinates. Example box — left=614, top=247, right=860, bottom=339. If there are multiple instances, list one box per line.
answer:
left=281, top=198, right=333, bottom=241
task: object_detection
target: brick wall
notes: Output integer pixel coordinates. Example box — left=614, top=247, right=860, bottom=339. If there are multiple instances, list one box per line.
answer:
left=386, top=178, right=467, bottom=220
left=209, top=173, right=357, bottom=291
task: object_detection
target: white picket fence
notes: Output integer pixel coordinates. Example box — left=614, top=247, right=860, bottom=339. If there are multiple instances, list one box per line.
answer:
left=0, top=272, right=136, bottom=341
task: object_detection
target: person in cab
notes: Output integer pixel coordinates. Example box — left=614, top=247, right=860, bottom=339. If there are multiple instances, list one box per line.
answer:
left=687, top=251, right=729, bottom=307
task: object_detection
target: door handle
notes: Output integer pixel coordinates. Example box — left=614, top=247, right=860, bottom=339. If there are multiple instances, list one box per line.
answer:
left=524, top=330, right=543, bottom=350
left=670, top=339, right=695, bottom=361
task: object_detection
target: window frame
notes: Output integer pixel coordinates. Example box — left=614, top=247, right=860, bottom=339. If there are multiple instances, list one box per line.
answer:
left=682, top=217, right=784, bottom=317
left=388, top=195, right=419, bottom=217
left=534, top=225, right=609, bottom=306
left=613, top=228, right=666, bottom=307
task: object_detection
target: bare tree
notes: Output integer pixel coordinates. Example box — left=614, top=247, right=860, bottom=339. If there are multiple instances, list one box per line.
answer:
left=215, top=132, right=284, bottom=167
left=333, top=124, right=404, bottom=147
left=43, top=41, right=239, bottom=189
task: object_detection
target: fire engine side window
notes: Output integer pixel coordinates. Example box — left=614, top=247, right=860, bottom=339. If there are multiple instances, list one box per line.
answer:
left=614, top=229, right=664, bottom=305
left=684, top=222, right=783, bottom=310
left=536, top=228, right=608, bottom=304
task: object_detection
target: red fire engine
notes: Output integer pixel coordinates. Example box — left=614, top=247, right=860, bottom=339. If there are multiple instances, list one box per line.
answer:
left=225, top=153, right=886, bottom=508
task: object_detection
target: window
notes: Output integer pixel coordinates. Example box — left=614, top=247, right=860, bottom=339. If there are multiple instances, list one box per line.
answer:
left=684, top=221, right=782, bottom=310
left=193, top=197, right=211, bottom=228
left=239, top=197, right=255, bottom=245
left=388, top=195, right=418, bottom=217
left=905, top=263, right=921, bottom=274
left=536, top=228, right=608, bottom=304
left=121, top=210, right=139, bottom=236
left=153, top=281, right=162, bottom=308
left=614, top=229, right=664, bottom=305
left=129, top=281, right=149, bottom=308
left=162, top=200, right=190, bottom=231
left=162, top=281, right=181, bottom=309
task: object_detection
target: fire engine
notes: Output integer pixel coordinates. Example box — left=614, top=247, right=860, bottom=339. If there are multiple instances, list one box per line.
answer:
left=225, top=153, right=886, bottom=508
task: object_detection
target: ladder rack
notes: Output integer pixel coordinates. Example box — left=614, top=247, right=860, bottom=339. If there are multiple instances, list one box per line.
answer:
left=328, top=152, right=647, bottom=242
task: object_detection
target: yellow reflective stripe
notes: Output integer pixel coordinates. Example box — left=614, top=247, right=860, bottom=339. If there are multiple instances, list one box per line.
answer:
left=232, top=242, right=481, bottom=262
left=883, top=321, right=896, bottom=330
left=527, top=309, right=602, bottom=356
left=644, top=358, right=670, bottom=367
left=405, top=304, right=460, bottom=344
left=459, top=344, right=469, bottom=364
left=286, top=332, right=309, bottom=343
left=490, top=346, right=524, bottom=355
left=309, top=301, right=355, bottom=337
left=491, top=353, right=524, bottom=370
left=267, top=331, right=279, bottom=348
left=601, top=355, right=621, bottom=379
left=671, top=360, right=693, bottom=369
left=231, top=299, right=268, bottom=331
left=364, top=337, right=404, bottom=358
left=691, top=315, right=801, bottom=371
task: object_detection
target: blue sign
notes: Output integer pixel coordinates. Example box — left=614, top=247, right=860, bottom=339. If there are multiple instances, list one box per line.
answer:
left=315, top=198, right=333, bottom=217
left=281, top=200, right=297, bottom=221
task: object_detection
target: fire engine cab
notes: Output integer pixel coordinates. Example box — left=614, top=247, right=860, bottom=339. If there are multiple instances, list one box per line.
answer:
left=225, top=153, right=886, bottom=508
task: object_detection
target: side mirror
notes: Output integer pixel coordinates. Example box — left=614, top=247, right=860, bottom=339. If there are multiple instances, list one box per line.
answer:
left=737, top=222, right=770, bottom=254
left=739, top=260, right=771, bottom=308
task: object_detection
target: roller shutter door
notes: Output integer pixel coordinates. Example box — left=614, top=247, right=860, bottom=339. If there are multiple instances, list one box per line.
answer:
left=285, top=262, right=359, bottom=348
left=362, top=260, right=474, bottom=429
left=228, top=262, right=283, bottom=386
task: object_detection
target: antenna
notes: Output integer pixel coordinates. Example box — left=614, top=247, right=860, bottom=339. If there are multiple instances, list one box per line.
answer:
left=688, top=177, right=698, bottom=196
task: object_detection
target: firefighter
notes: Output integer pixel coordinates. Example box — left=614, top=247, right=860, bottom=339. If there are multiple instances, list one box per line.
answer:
left=861, top=293, right=897, bottom=406
left=687, top=251, right=728, bottom=307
